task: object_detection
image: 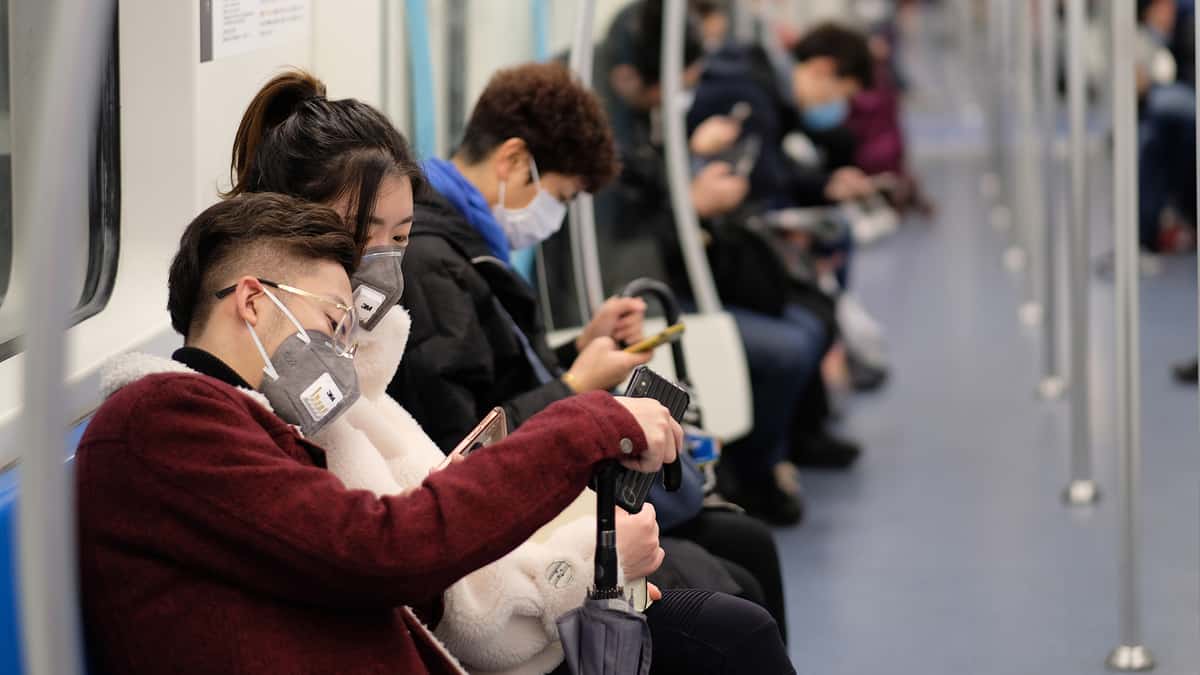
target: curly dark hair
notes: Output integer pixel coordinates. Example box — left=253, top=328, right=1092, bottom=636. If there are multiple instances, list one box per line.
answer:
left=791, top=23, right=875, bottom=90
left=457, top=62, right=619, bottom=193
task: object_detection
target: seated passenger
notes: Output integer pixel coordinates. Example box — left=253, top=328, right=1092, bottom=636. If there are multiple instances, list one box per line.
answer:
left=687, top=22, right=877, bottom=211
left=220, top=71, right=796, bottom=673
left=591, top=0, right=853, bottom=524
left=77, top=193, right=683, bottom=675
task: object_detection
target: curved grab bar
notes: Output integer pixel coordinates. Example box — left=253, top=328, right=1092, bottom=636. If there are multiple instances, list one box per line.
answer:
left=661, top=0, right=722, bottom=314
left=566, top=0, right=604, bottom=319
left=18, top=1, right=115, bottom=674
left=619, top=277, right=690, bottom=386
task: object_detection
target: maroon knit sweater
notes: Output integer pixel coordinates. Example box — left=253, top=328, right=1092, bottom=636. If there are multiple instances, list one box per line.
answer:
left=77, top=370, right=643, bottom=674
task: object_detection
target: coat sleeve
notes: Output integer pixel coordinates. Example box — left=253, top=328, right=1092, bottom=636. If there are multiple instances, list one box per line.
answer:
left=97, top=376, right=644, bottom=612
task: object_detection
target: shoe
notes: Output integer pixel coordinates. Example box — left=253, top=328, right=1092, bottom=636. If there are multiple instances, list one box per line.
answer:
left=1172, top=357, right=1198, bottom=384
left=791, top=431, right=861, bottom=469
left=847, top=353, right=889, bottom=392
left=735, top=479, right=805, bottom=527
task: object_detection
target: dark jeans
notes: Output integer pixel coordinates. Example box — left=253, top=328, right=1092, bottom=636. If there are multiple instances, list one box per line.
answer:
left=1139, top=83, right=1198, bottom=251
left=665, top=509, right=787, bottom=643
left=722, top=303, right=826, bottom=487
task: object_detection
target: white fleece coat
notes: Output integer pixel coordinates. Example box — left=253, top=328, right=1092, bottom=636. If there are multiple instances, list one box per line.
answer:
left=312, top=309, right=608, bottom=675
left=98, top=350, right=468, bottom=675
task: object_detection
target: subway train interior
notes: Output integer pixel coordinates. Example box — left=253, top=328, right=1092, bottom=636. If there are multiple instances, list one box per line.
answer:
left=2, top=0, right=1199, bottom=673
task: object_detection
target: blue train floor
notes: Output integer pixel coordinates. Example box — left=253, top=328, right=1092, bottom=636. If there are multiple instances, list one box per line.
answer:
left=778, top=141, right=1199, bottom=675
left=777, top=10, right=1199, bottom=672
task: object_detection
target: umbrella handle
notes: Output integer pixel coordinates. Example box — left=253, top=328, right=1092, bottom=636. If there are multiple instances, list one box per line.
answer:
left=592, top=461, right=623, bottom=598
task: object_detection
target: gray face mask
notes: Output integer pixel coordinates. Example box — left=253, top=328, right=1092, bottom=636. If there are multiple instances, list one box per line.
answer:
left=247, top=289, right=361, bottom=436
left=351, top=246, right=406, bottom=331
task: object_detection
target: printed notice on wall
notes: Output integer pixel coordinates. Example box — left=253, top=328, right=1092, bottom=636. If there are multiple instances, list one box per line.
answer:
left=200, top=0, right=311, bottom=63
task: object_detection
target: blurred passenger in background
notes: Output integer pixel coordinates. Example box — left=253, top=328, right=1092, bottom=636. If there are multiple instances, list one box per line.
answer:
left=593, top=0, right=866, bottom=526
left=1134, top=0, right=1200, bottom=383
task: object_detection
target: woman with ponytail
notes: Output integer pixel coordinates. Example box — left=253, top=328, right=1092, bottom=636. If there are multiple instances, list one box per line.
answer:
left=223, top=69, right=793, bottom=675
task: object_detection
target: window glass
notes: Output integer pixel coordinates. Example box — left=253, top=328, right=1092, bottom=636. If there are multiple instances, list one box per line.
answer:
left=0, top=5, right=120, bottom=361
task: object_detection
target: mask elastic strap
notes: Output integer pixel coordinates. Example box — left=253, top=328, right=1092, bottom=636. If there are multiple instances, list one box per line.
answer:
left=528, top=155, right=541, bottom=187
left=262, top=287, right=311, bottom=344
left=245, top=320, right=281, bottom=382
left=496, top=177, right=507, bottom=210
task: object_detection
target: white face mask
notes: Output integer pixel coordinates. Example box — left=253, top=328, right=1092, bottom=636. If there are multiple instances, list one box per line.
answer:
left=492, top=156, right=569, bottom=250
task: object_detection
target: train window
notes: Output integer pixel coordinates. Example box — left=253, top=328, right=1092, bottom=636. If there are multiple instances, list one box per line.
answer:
left=0, top=6, right=120, bottom=361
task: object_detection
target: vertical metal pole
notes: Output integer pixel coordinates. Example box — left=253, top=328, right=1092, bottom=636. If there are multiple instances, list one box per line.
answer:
left=1014, top=0, right=1042, bottom=325
left=1196, top=0, right=1200, bottom=435
left=986, top=0, right=1013, bottom=230
left=662, top=0, right=722, bottom=313
left=1106, top=0, right=1154, bottom=669
left=18, top=1, right=113, bottom=673
left=1062, top=0, right=1098, bottom=507
left=567, top=0, right=603, bottom=318
left=1037, top=0, right=1064, bottom=398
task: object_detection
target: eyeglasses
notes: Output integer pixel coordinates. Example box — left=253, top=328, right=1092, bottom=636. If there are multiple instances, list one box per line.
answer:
left=215, top=278, right=358, bottom=357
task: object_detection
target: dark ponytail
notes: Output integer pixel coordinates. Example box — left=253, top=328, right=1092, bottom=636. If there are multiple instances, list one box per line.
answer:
left=224, top=69, right=424, bottom=246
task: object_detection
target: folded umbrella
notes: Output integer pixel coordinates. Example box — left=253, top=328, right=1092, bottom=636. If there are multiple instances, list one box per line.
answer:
left=555, top=462, right=652, bottom=675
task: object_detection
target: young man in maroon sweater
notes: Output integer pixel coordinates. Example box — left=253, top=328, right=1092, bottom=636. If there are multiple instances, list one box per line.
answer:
left=76, top=193, right=680, bottom=675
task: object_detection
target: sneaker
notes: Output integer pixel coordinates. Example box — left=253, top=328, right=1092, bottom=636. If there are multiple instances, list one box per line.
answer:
left=791, top=431, right=862, bottom=469
left=1172, top=357, right=1198, bottom=384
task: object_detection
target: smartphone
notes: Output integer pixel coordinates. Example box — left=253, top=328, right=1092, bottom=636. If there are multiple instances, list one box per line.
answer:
left=441, top=407, right=507, bottom=468
left=732, top=135, right=762, bottom=178
left=729, top=100, right=752, bottom=123
left=613, top=367, right=691, bottom=514
left=623, top=323, right=685, bottom=354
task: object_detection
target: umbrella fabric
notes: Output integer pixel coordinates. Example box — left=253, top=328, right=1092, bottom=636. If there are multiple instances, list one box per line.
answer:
left=556, top=597, right=652, bottom=675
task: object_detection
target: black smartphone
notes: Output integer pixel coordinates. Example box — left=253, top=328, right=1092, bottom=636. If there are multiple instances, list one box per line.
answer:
left=614, top=367, right=690, bottom=513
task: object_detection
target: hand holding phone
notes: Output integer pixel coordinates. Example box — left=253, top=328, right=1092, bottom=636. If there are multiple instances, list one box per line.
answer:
left=438, top=407, right=507, bottom=469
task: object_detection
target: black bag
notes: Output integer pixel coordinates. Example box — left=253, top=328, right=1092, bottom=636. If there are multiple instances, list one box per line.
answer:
left=703, top=214, right=793, bottom=317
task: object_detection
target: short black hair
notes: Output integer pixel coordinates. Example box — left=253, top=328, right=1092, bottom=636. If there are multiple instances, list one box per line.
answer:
left=791, top=23, right=875, bottom=90
left=168, top=193, right=358, bottom=338
left=629, top=0, right=705, bottom=86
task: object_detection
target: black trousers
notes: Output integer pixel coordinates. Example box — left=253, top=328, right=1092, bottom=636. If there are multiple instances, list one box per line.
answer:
left=547, top=589, right=794, bottom=675
left=665, top=509, right=788, bottom=643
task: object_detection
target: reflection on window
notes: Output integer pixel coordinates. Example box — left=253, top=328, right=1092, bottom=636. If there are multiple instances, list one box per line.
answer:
left=0, top=6, right=120, bottom=361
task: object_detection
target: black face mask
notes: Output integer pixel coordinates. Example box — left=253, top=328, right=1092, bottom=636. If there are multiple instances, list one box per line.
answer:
left=352, top=247, right=405, bottom=331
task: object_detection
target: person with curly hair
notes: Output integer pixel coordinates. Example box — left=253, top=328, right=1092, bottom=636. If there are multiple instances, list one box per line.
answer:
left=392, top=62, right=647, bottom=451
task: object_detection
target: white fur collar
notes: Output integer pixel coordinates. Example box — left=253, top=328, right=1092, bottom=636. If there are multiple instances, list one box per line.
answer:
left=353, top=307, right=412, bottom=399
left=100, top=351, right=274, bottom=413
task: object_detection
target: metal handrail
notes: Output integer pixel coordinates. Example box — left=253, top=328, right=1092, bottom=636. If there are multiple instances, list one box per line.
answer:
left=566, top=0, right=603, bottom=319
left=661, top=0, right=721, bottom=313
left=18, top=0, right=115, bottom=673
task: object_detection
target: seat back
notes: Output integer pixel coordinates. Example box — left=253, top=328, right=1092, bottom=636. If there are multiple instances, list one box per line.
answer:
left=0, top=467, right=22, bottom=674
left=1, top=421, right=90, bottom=674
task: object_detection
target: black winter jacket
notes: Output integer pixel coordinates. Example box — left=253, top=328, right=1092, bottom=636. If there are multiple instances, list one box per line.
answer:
left=389, top=190, right=580, bottom=451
